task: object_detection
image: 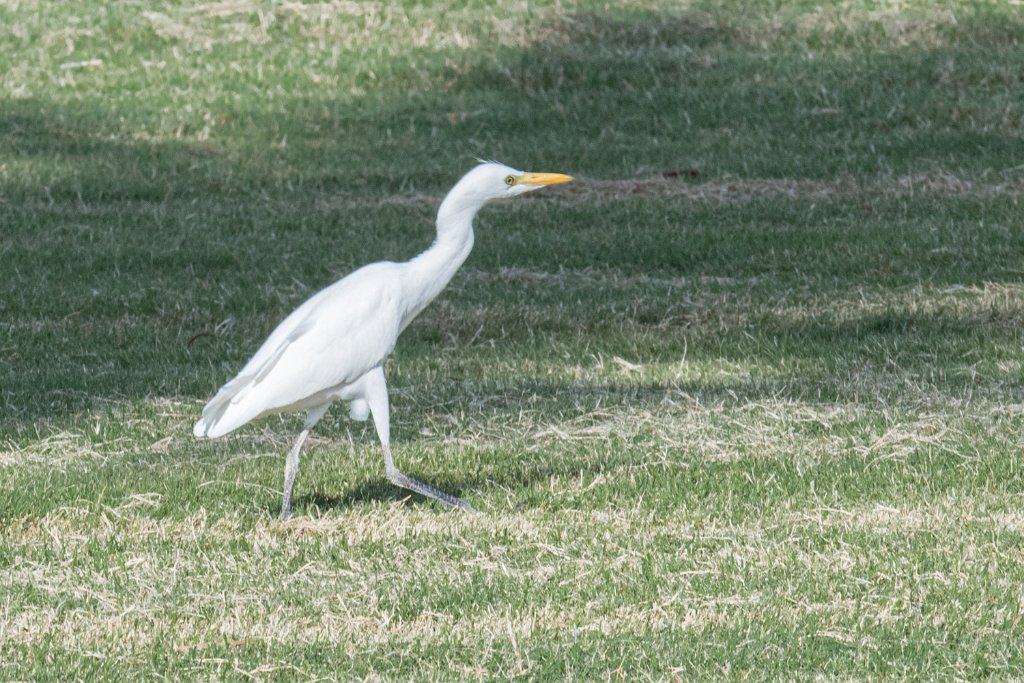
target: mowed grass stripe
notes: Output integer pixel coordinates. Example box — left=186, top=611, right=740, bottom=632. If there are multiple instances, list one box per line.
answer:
left=3, top=502, right=1021, bottom=677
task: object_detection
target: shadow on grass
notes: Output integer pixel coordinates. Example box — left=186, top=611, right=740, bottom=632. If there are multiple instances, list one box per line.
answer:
left=293, top=456, right=620, bottom=515
left=4, top=5, right=1024, bottom=200
left=300, top=478, right=476, bottom=514
left=267, top=456, right=563, bottom=515
left=0, top=100, right=240, bottom=202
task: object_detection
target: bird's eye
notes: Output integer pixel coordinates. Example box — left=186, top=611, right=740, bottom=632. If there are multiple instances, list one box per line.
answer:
left=504, top=175, right=516, bottom=186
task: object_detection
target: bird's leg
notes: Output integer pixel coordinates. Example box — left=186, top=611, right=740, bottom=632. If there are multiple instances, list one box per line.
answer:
left=381, top=442, right=478, bottom=512
left=280, top=404, right=330, bottom=521
left=280, top=428, right=310, bottom=521
left=364, top=366, right=478, bottom=513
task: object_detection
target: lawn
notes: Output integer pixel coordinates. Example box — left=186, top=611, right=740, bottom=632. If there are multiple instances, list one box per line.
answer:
left=2, top=0, right=1024, bottom=679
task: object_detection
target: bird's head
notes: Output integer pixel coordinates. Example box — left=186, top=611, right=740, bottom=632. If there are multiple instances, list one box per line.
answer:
left=451, top=161, right=573, bottom=206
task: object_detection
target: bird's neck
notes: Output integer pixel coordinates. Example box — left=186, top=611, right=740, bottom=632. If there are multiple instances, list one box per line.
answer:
left=401, top=194, right=478, bottom=324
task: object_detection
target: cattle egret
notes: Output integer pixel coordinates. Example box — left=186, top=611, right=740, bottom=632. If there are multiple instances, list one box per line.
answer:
left=193, top=162, right=573, bottom=518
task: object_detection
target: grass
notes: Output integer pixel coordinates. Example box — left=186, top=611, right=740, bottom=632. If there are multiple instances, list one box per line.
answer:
left=2, top=0, right=1024, bottom=679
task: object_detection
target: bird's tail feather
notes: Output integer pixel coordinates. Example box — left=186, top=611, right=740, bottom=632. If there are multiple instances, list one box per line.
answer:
left=195, top=333, right=302, bottom=438
left=193, top=374, right=260, bottom=438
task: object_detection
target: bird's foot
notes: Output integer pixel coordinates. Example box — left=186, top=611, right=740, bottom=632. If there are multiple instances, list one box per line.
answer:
left=387, top=470, right=478, bottom=513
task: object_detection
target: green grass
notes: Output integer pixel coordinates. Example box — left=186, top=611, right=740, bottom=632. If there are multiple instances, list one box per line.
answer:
left=3, top=0, right=1024, bottom=679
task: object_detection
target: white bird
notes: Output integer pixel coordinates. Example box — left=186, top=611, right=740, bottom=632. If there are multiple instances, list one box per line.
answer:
left=194, top=162, right=573, bottom=519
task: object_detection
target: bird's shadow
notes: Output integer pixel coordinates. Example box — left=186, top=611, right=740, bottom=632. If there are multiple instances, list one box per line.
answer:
left=294, top=477, right=472, bottom=514
left=308, top=478, right=426, bottom=511
left=275, top=460, right=564, bottom=516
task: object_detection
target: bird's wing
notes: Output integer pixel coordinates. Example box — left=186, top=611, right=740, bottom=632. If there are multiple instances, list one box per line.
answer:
left=195, top=263, right=404, bottom=437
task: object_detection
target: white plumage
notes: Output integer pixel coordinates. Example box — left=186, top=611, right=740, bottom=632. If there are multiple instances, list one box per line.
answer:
left=194, top=162, right=572, bottom=518
left=194, top=263, right=401, bottom=438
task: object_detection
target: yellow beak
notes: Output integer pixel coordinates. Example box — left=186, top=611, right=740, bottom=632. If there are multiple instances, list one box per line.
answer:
left=519, top=172, right=574, bottom=186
